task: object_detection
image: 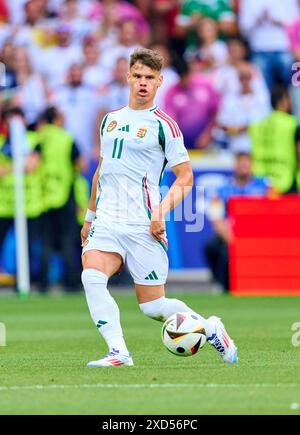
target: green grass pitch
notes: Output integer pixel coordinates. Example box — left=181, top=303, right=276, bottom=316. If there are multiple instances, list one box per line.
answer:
left=0, top=291, right=300, bottom=415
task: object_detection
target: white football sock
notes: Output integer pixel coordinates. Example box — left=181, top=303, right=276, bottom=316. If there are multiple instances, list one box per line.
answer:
left=81, top=268, right=129, bottom=356
left=139, top=296, right=214, bottom=337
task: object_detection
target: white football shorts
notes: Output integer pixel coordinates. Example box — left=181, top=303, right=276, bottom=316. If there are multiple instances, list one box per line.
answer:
left=82, top=220, right=169, bottom=285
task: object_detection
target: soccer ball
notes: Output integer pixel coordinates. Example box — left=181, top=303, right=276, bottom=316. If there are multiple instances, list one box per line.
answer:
left=161, top=312, right=207, bottom=357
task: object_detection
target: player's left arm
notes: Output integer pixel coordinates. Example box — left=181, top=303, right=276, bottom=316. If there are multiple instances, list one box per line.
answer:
left=80, top=158, right=102, bottom=246
left=151, top=161, right=193, bottom=241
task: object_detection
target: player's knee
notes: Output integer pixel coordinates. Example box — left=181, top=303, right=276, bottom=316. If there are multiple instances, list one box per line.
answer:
left=81, top=268, right=108, bottom=289
left=139, top=296, right=166, bottom=321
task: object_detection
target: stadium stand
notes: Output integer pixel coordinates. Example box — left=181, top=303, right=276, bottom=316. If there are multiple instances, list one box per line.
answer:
left=0, top=0, right=300, bottom=292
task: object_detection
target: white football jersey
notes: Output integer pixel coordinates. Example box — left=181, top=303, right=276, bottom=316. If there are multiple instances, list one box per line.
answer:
left=96, top=105, right=190, bottom=225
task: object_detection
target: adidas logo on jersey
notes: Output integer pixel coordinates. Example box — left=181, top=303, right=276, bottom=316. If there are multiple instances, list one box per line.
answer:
left=118, top=125, right=130, bottom=132
left=145, top=271, right=159, bottom=281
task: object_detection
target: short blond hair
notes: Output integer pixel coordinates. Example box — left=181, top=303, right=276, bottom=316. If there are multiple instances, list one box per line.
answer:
left=130, top=48, right=163, bottom=72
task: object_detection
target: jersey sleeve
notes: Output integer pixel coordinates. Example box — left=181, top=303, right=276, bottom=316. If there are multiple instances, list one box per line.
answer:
left=99, top=113, right=109, bottom=157
left=162, top=121, right=190, bottom=168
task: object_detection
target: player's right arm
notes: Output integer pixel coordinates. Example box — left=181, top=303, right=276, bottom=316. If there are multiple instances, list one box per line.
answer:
left=80, top=158, right=102, bottom=246
left=81, top=111, right=109, bottom=245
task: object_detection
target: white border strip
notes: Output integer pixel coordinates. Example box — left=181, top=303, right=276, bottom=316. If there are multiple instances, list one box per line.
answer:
left=0, top=383, right=299, bottom=392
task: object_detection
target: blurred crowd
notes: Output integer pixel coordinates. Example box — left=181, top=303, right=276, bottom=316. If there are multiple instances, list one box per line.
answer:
left=0, top=0, right=300, bottom=291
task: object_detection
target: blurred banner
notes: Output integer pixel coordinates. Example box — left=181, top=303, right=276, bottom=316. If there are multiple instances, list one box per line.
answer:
left=163, top=152, right=233, bottom=272
left=229, top=196, right=300, bottom=296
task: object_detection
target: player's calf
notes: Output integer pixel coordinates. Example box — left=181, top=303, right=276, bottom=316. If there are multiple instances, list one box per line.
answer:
left=139, top=296, right=215, bottom=336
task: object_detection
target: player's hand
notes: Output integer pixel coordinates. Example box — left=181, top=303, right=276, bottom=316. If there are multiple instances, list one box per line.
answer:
left=81, top=221, right=91, bottom=246
left=150, top=208, right=166, bottom=241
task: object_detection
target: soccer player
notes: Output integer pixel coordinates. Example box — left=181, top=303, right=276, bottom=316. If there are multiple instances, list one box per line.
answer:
left=80, top=48, right=238, bottom=367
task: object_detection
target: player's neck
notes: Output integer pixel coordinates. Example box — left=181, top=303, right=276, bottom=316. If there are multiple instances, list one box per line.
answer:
left=128, top=97, right=155, bottom=111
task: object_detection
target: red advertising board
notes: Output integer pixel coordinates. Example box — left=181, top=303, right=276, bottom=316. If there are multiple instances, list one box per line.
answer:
left=228, top=195, right=300, bottom=296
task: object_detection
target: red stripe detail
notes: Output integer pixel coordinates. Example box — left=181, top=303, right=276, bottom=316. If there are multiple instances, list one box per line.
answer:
left=223, top=333, right=229, bottom=348
left=157, top=109, right=181, bottom=137
left=155, top=110, right=177, bottom=137
left=144, top=175, right=153, bottom=213
left=107, top=359, right=123, bottom=366
left=158, top=109, right=181, bottom=137
left=161, top=236, right=168, bottom=249
left=154, top=110, right=176, bottom=138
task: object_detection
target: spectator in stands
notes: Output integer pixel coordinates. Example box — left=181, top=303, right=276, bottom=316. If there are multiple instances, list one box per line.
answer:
left=185, top=18, right=228, bottom=74
left=12, top=0, right=50, bottom=50
left=96, top=56, right=129, bottom=157
left=175, top=0, right=237, bottom=44
left=89, top=0, right=150, bottom=47
left=239, top=0, right=299, bottom=89
left=249, top=85, right=300, bottom=194
left=150, top=43, right=179, bottom=110
left=58, top=0, right=96, bottom=43
left=9, top=46, right=48, bottom=125
left=206, top=152, right=272, bottom=291
left=82, top=36, right=111, bottom=89
left=37, top=22, right=83, bottom=87
left=0, top=107, right=43, bottom=284
left=288, top=12, right=300, bottom=123
left=140, top=0, right=180, bottom=46
left=90, top=0, right=121, bottom=51
left=38, top=106, right=82, bottom=291
left=5, top=0, right=27, bottom=25
left=51, top=62, right=100, bottom=165
left=0, top=0, right=8, bottom=23
left=164, top=59, right=220, bottom=149
left=288, top=11, right=300, bottom=62
left=0, top=40, right=17, bottom=89
left=215, top=62, right=271, bottom=152
left=213, top=35, right=270, bottom=101
left=98, top=56, right=130, bottom=115
left=23, top=0, right=46, bottom=25
left=100, top=18, right=142, bottom=73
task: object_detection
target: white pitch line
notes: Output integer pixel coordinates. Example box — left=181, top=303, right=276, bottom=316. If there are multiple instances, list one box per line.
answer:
left=0, top=383, right=299, bottom=392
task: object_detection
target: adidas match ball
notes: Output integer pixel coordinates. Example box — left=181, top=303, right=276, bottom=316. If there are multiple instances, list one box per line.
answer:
left=161, top=312, right=207, bottom=357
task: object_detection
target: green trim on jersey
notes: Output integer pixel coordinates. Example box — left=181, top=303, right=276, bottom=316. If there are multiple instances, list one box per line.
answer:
left=100, top=114, right=109, bottom=137
left=157, top=120, right=165, bottom=152
left=96, top=178, right=101, bottom=208
left=149, top=106, right=157, bottom=112
left=159, top=240, right=168, bottom=253
left=142, top=176, right=152, bottom=220
left=157, top=120, right=167, bottom=184
left=159, top=158, right=168, bottom=184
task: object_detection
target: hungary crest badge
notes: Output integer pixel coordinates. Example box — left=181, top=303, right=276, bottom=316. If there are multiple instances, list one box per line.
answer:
left=107, top=120, right=117, bottom=132
left=137, top=127, right=147, bottom=138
